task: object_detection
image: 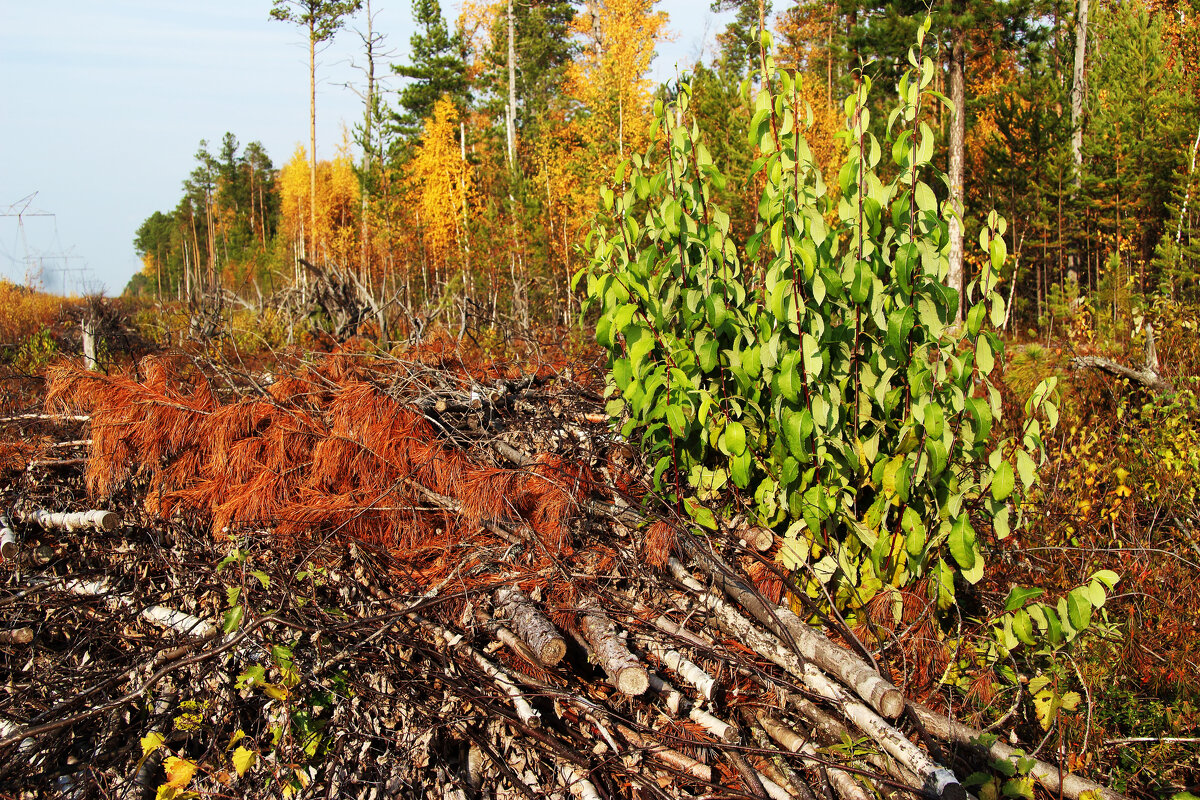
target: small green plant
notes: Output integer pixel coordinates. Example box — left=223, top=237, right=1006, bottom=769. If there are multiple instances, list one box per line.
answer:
left=581, top=19, right=1058, bottom=618
left=10, top=326, right=58, bottom=375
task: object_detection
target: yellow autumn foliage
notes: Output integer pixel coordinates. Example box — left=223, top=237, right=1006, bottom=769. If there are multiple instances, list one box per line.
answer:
left=409, top=96, right=475, bottom=269
left=278, top=143, right=361, bottom=266
left=566, top=0, right=669, bottom=164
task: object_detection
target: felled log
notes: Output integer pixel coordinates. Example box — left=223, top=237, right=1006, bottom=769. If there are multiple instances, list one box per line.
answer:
left=27, top=508, right=121, bottom=533
left=907, top=700, right=1128, bottom=800
left=616, top=724, right=712, bottom=782
left=0, top=515, right=18, bottom=559
left=66, top=579, right=217, bottom=638
left=578, top=602, right=649, bottom=697
left=1071, top=322, right=1174, bottom=394
left=750, top=709, right=871, bottom=800
left=635, top=634, right=716, bottom=700
left=678, top=549, right=904, bottom=719
left=669, top=561, right=964, bottom=800
left=494, top=587, right=567, bottom=666
left=420, top=615, right=541, bottom=729
left=0, top=627, right=34, bottom=645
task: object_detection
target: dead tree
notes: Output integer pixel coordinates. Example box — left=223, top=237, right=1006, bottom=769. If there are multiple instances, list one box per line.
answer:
left=1071, top=323, right=1174, bottom=394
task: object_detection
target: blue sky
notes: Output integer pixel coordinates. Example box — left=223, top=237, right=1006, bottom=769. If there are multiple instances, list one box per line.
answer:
left=0, top=1, right=735, bottom=295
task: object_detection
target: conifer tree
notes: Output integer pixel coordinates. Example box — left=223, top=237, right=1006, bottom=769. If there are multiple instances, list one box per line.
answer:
left=270, top=0, right=363, bottom=261
left=392, top=0, right=469, bottom=140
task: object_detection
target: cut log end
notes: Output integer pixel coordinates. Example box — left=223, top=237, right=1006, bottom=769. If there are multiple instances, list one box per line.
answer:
left=615, top=665, right=650, bottom=697
left=0, top=628, right=34, bottom=645
left=744, top=527, right=774, bottom=552
left=95, top=511, right=121, bottom=532
left=873, top=686, right=906, bottom=720
left=0, top=536, right=17, bottom=560
left=537, top=638, right=568, bottom=667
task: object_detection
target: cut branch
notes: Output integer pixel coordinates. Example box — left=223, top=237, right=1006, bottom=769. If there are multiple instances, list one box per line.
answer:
left=579, top=602, right=649, bottom=697
left=494, top=586, right=567, bottom=666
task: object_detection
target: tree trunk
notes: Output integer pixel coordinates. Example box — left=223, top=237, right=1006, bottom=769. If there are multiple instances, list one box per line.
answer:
left=1070, top=0, right=1090, bottom=187
left=309, top=19, right=318, bottom=264
left=505, top=0, right=517, bottom=170
left=947, top=32, right=966, bottom=323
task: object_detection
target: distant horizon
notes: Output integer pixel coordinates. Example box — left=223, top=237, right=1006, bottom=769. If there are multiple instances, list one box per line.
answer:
left=0, top=1, right=737, bottom=297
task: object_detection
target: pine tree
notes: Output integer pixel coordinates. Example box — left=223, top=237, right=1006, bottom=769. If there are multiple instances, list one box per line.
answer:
left=270, top=0, right=363, bottom=261
left=392, top=0, right=469, bottom=141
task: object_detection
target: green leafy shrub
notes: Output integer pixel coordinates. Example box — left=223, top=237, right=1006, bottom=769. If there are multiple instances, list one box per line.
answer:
left=581, top=20, right=1057, bottom=618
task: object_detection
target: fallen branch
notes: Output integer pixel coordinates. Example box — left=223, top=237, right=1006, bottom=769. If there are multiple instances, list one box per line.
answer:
left=66, top=579, right=217, bottom=638
left=494, top=586, right=567, bottom=666
left=0, top=627, right=33, bottom=645
left=908, top=700, right=1130, bottom=800
left=0, top=515, right=17, bottom=560
left=1070, top=323, right=1174, bottom=394
left=679, top=549, right=904, bottom=719
left=27, top=508, right=121, bottom=533
left=579, top=602, right=648, bottom=697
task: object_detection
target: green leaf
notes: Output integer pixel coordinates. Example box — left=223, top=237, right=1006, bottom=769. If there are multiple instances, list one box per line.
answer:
left=991, top=461, right=1015, bottom=501
left=949, top=514, right=976, bottom=571
left=1015, top=449, right=1037, bottom=490
left=1011, top=609, right=1036, bottom=646
left=851, top=260, right=872, bottom=304
left=667, top=405, right=687, bottom=437
left=922, top=403, right=944, bottom=439
left=684, top=498, right=718, bottom=530
left=1091, top=569, right=1120, bottom=590
left=802, top=333, right=822, bottom=379
left=1066, top=587, right=1093, bottom=632
left=222, top=605, right=244, bottom=634
left=1004, top=586, right=1045, bottom=611
left=976, top=335, right=995, bottom=376
left=696, top=334, right=719, bottom=372
left=725, top=421, right=747, bottom=454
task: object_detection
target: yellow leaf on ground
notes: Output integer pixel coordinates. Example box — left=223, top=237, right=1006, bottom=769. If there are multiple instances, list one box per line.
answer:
left=232, top=745, right=256, bottom=777
left=163, top=756, right=196, bottom=789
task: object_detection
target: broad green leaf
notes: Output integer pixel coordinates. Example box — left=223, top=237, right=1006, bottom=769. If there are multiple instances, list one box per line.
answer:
left=1066, top=587, right=1093, bottom=632
left=991, top=461, right=1015, bottom=501
left=667, top=405, right=687, bottom=437
left=1011, top=609, right=1036, bottom=646
left=222, top=605, right=244, bottom=634
left=1004, top=586, right=1045, bottom=611
left=725, top=421, right=747, bottom=454
left=949, top=514, right=975, bottom=570
left=976, top=336, right=994, bottom=376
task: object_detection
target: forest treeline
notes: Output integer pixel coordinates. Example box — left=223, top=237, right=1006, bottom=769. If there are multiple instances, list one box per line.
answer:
left=127, top=0, right=1200, bottom=336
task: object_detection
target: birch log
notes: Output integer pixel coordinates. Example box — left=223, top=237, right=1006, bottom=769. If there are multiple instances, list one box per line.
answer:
left=672, top=555, right=904, bottom=718
left=494, top=587, right=567, bottom=666
left=907, top=701, right=1129, bottom=800
left=66, top=579, right=217, bottom=638
left=0, top=628, right=34, bottom=645
left=0, top=515, right=17, bottom=559
left=669, top=562, right=963, bottom=800
left=29, top=509, right=121, bottom=533
left=616, top=724, right=712, bottom=782
left=635, top=634, right=716, bottom=700
left=579, top=602, right=648, bottom=696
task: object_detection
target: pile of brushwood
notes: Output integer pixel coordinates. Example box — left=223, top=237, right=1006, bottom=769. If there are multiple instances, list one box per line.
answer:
left=0, top=343, right=1129, bottom=800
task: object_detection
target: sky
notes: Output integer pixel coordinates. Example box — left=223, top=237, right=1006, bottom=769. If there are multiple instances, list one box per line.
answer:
left=0, top=1, right=735, bottom=296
